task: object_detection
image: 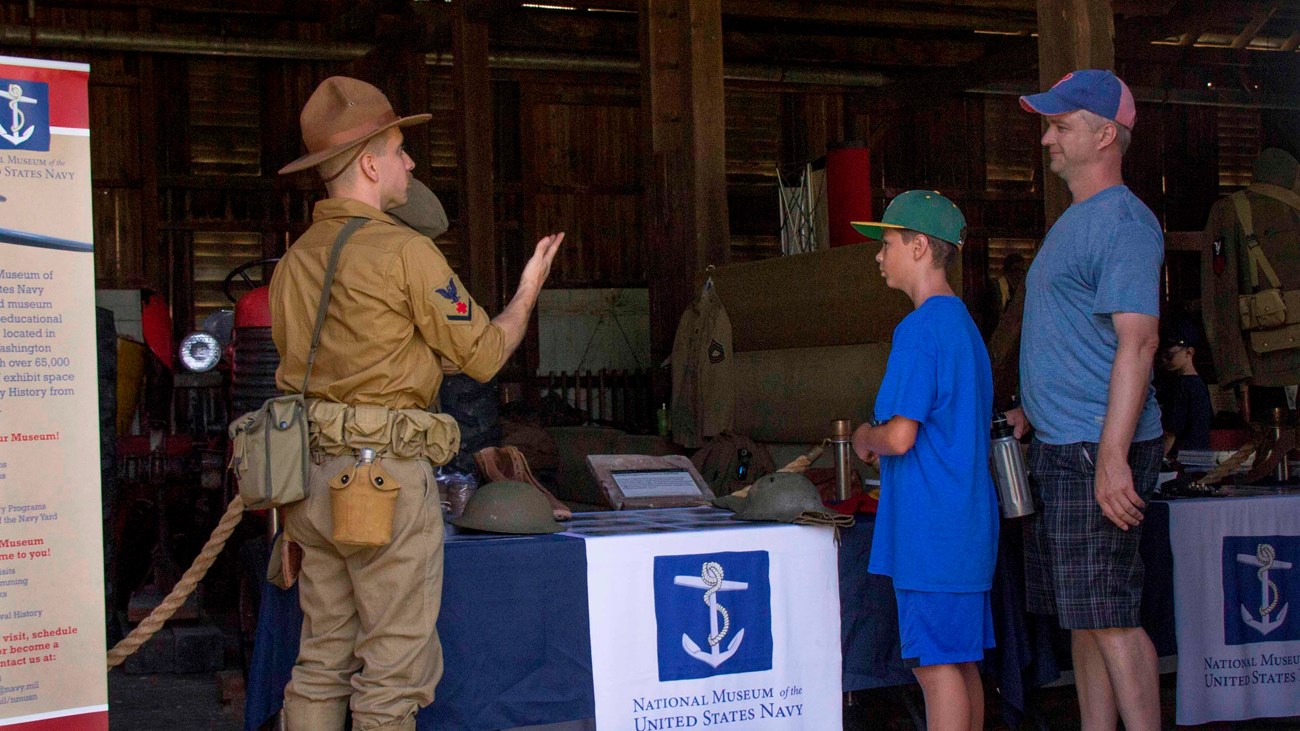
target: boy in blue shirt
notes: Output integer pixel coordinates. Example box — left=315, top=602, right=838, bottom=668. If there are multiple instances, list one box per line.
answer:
left=851, top=191, right=1000, bottom=731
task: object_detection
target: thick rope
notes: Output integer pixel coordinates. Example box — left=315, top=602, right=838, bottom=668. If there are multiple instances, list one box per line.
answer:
left=1257, top=544, right=1281, bottom=616
left=106, top=495, right=247, bottom=669
left=701, top=561, right=730, bottom=646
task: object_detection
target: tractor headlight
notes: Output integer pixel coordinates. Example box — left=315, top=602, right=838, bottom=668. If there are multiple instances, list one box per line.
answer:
left=178, top=331, right=222, bottom=372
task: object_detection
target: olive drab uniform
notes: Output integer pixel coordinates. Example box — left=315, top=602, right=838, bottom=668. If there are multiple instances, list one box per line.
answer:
left=669, top=281, right=735, bottom=448
left=1202, top=149, right=1300, bottom=389
left=270, top=198, right=505, bottom=731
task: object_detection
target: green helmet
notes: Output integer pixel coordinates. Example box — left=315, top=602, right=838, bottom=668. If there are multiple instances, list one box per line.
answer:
left=451, top=481, right=564, bottom=535
left=730, top=472, right=852, bottom=527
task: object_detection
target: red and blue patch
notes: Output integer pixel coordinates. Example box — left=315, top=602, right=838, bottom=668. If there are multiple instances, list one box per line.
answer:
left=435, top=276, right=473, bottom=321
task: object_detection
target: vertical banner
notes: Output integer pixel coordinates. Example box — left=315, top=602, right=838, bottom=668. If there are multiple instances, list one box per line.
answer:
left=584, top=523, right=841, bottom=729
left=1170, top=496, right=1300, bottom=725
left=0, top=56, right=107, bottom=729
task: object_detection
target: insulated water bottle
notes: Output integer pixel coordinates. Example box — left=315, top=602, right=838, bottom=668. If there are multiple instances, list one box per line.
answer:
left=990, top=412, right=1034, bottom=519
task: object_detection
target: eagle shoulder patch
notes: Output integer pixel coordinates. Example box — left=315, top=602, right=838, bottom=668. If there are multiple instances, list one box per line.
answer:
left=434, top=276, right=474, bottom=322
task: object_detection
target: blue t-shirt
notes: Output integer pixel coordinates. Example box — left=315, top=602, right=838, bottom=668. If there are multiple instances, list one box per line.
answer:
left=870, top=296, right=999, bottom=592
left=1020, top=185, right=1164, bottom=445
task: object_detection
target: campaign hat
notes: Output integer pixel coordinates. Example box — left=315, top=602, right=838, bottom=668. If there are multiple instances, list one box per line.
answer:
left=279, top=76, right=431, bottom=175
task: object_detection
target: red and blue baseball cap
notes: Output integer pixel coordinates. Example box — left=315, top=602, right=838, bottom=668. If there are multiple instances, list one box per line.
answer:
left=1019, top=69, right=1136, bottom=130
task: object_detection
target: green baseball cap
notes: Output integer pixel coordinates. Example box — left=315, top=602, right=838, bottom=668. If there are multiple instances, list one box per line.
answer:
left=851, top=190, right=966, bottom=247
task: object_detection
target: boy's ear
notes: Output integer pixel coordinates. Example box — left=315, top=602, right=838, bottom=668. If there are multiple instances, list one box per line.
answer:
left=911, top=233, right=929, bottom=262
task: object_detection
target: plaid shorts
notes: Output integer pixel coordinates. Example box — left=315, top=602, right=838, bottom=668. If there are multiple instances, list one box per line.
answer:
left=1023, top=437, right=1162, bottom=630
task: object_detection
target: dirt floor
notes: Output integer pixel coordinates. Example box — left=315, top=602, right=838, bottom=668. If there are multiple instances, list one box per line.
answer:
left=108, top=668, right=1300, bottom=731
left=109, top=670, right=243, bottom=731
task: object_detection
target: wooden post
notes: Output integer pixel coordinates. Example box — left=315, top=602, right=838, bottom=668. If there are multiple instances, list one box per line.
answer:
left=453, top=0, right=499, bottom=310
left=641, top=0, right=730, bottom=367
left=1034, top=0, right=1115, bottom=227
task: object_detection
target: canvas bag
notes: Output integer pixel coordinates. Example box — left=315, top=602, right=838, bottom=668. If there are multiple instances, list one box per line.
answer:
left=229, top=217, right=367, bottom=510
left=1233, top=185, right=1300, bottom=338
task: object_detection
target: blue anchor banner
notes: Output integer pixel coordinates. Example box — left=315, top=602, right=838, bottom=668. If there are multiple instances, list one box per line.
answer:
left=0, top=55, right=106, bottom=730
left=1171, top=495, right=1300, bottom=725
left=582, top=520, right=841, bottom=729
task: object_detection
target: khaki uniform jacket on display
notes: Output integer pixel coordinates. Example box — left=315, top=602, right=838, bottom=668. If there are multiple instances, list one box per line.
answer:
left=670, top=281, right=735, bottom=448
left=271, top=198, right=506, bottom=410
left=1202, top=151, right=1300, bottom=388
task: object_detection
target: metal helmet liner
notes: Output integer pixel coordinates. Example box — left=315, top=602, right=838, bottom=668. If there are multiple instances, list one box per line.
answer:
left=730, top=472, right=852, bottom=527
left=451, top=480, right=565, bottom=534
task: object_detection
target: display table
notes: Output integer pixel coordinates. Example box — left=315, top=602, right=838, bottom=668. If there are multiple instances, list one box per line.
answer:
left=245, top=505, right=1174, bottom=730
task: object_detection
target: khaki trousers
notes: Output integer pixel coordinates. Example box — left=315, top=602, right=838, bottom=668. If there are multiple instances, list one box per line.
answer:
left=283, top=453, right=444, bottom=731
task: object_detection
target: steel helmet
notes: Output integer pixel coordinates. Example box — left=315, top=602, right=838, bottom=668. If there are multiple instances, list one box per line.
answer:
left=451, top=481, right=565, bottom=534
left=731, top=472, right=853, bottom=527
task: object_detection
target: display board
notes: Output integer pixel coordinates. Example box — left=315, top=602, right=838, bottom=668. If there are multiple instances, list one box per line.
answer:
left=0, top=55, right=107, bottom=730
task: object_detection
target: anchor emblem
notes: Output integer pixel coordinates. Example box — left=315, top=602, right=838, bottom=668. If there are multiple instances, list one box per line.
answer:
left=0, top=83, right=37, bottom=146
left=1237, top=543, right=1292, bottom=636
left=674, top=561, right=747, bottom=668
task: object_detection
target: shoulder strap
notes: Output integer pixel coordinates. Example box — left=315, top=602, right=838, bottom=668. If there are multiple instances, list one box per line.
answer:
left=300, top=216, right=367, bottom=393
left=1249, top=182, right=1300, bottom=213
left=1232, top=191, right=1281, bottom=291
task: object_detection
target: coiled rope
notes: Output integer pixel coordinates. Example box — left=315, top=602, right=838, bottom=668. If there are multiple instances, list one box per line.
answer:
left=106, top=495, right=247, bottom=669
left=701, top=561, right=730, bottom=647
left=1257, top=543, right=1280, bottom=617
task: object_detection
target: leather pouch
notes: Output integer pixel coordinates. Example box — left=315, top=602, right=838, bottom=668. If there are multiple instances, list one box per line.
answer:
left=267, top=531, right=304, bottom=590
left=329, top=460, right=400, bottom=547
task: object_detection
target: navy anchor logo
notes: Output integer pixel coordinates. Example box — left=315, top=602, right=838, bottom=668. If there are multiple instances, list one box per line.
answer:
left=674, top=561, right=747, bottom=668
left=0, top=83, right=37, bottom=146
left=1237, top=543, right=1293, bottom=636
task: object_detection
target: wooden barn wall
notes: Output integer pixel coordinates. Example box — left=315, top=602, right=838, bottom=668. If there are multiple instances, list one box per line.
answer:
left=0, top=38, right=1283, bottom=341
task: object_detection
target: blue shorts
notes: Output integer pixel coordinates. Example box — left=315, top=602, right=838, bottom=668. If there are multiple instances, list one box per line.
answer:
left=895, top=589, right=995, bottom=668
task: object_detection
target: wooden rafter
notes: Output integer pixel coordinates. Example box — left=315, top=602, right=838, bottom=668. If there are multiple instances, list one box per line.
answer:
left=719, top=0, right=1035, bottom=33
left=1231, top=2, right=1279, bottom=49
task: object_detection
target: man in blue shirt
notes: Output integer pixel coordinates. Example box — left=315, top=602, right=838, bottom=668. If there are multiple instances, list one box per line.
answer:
left=1010, top=69, right=1164, bottom=731
left=852, top=191, right=999, bottom=731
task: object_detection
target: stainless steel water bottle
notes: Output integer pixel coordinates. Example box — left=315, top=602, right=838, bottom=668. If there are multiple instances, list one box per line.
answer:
left=990, top=412, right=1034, bottom=518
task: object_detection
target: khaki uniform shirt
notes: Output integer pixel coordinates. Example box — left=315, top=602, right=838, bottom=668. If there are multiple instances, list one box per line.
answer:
left=270, top=198, right=505, bottom=409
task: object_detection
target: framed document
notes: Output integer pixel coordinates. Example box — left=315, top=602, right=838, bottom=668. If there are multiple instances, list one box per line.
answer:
left=586, top=454, right=715, bottom=509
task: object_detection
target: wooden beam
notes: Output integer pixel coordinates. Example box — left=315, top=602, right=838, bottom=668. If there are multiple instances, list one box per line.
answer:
left=1231, top=3, right=1278, bottom=50
left=641, top=0, right=730, bottom=365
left=453, top=1, right=500, bottom=310
left=720, top=0, right=1036, bottom=33
left=870, top=36, right=1038, bottom=101
left=1035, top=0, right=1115, bottom=227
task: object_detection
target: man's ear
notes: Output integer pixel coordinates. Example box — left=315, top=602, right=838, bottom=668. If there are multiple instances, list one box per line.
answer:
left=1097, top=122, right=1119, bottom=151
left=357, top=151, right=380, bottom=184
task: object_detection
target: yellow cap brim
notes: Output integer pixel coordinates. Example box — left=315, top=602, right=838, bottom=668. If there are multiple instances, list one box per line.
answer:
left=850, top=221, right=904, bottom=241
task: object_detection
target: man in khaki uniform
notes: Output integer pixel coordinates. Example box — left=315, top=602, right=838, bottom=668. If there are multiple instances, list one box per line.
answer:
left=1202, top=148, right=1300, bottom=420
left=271, top=76, right=563, bottom=731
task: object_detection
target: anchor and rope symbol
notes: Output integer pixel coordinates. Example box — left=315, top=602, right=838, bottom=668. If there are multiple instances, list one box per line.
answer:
left=674, top=561, right=747, bottom=668
left=1237, top=543, right=1292, bottom=636
left=0, top=83, right=37, bottom=146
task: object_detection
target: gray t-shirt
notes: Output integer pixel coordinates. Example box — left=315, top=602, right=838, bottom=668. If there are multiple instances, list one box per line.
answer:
left=1021, top=185, right=1164, bottom=445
